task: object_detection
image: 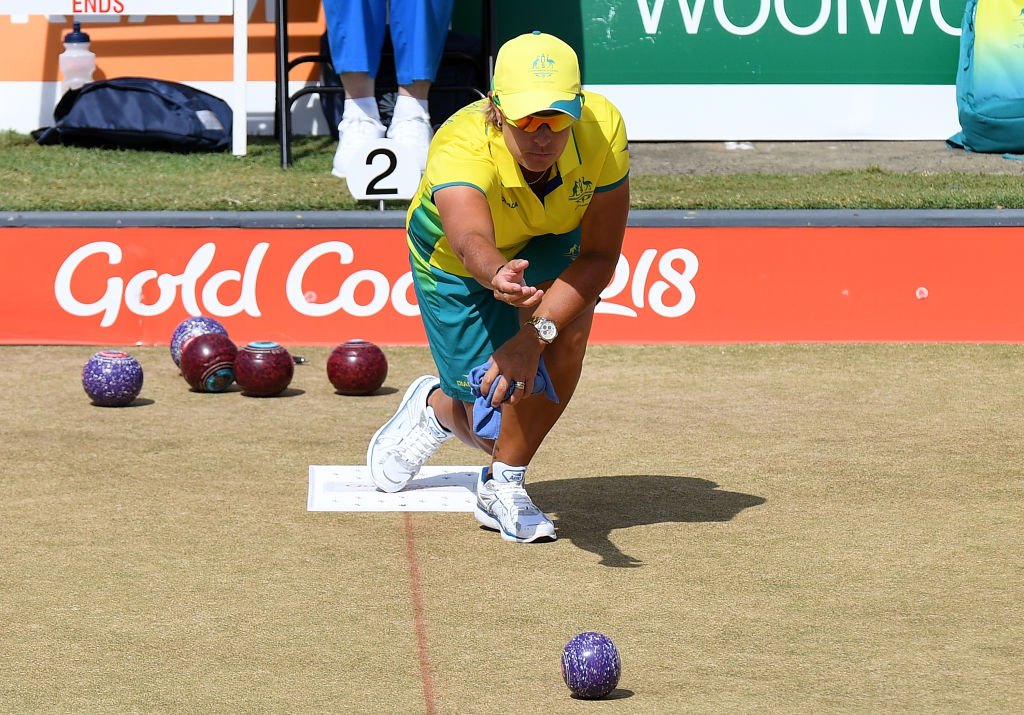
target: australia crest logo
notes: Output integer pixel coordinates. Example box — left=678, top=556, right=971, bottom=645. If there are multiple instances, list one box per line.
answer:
left=531, top=53, right=557, bottom=78
left=569, top=176, right=594, bottom=205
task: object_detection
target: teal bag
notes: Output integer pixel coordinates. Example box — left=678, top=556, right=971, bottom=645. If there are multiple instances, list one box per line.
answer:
left=947, top=0, right=1024, bottom=156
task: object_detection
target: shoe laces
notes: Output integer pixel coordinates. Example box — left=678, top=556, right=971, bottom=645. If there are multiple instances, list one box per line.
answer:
left=391, top=419, right=447, bottom=470
left=490, top=479, right=541, bottom=516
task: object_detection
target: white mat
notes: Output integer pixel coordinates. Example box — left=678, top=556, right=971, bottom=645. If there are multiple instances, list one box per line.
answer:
left=307, top=465, right=483, bottom=512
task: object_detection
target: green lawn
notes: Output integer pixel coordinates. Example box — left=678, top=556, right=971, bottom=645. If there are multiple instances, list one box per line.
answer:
left=3, top=131, right=1023, bottom=211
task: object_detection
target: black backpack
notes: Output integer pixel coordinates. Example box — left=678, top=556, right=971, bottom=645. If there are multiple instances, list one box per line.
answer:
left=34, top=77, right=233, bottom=152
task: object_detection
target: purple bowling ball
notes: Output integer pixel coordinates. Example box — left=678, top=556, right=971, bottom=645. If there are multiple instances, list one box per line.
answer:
left=170, top=316, right=228, bottom=367
left=82, top=350, right=144, bottom=407
left=561, top=631, right=621, bottom=700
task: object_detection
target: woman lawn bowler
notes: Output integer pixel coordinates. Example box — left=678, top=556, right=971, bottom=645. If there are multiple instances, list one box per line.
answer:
left=366, top=31, right=630, bottom=543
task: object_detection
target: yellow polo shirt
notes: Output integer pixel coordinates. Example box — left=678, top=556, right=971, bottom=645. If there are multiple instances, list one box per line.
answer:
left=406, top=91, right=630, bottom=277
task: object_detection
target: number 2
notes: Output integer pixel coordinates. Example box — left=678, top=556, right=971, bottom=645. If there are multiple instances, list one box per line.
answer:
left=365, top=148, right=399, bottom=196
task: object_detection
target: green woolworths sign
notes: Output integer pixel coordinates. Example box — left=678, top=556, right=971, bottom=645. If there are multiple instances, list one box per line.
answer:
left=493, top=0, right=965, bottom=85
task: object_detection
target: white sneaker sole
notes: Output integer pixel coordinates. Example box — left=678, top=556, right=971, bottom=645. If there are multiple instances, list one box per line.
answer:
left=474, top=505, right=557, bottom=543
left=366, top=375, right=437, bottom=493
left=332, top=121, right=386, bottom=179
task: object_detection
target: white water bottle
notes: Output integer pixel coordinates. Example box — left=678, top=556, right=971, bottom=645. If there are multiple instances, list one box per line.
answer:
left=59, top=22, right=96, bottom=94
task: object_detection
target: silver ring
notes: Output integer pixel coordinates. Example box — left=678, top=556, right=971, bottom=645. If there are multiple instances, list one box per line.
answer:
left=513, top=380, right=526, bottom=391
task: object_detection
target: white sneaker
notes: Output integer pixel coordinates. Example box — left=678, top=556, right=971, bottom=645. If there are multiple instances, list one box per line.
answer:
left=367, top=375, right=451, bottom=493
left=475, top=468, right=556, bottom=543
left=332, top=115, right=386, bottom=178
left=386, top=115, right=433, bottom=173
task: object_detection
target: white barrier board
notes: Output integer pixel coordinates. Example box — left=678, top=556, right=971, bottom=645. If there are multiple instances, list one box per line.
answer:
left=307, top=465, right=482, bottom=512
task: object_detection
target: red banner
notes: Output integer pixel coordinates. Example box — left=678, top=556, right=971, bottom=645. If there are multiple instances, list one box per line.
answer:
left=2, top=225, right=1023, bottom=345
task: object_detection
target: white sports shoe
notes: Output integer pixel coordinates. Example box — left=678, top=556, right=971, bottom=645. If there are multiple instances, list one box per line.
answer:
left=332, top=115, right=386, bottom=178
left=475, top=467, right=557, bottom=543
left=385, top=115, right=433, bottom=173
left=367, top=375, right=451, bottom=493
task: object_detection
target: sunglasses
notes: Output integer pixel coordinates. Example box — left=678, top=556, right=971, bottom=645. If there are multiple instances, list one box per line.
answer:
left=506, top=111, right=576, bottom=133
left=494, top=99, right=576, bottom=133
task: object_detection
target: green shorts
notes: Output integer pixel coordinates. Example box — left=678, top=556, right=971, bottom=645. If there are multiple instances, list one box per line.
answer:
left=410, top=228, right=581, bottom=403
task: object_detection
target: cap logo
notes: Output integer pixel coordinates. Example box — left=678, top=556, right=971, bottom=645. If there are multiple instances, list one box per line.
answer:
left=531, top=53, right=557, bottom=78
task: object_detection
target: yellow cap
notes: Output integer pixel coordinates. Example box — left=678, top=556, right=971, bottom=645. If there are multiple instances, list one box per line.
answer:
left=492, top=31, right=582, bottom=121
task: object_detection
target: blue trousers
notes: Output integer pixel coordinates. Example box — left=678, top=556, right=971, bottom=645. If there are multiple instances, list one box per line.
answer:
left=323, top=0, right=455, bottom=85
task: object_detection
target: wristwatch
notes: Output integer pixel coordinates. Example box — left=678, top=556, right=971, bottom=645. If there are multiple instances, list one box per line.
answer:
left=527, top=316, right=558, bottom=344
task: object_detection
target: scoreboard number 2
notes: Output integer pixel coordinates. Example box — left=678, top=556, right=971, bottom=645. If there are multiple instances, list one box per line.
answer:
left=365, top=148, right=398, bottom=196
left=345, top=139, right=421, bottom=201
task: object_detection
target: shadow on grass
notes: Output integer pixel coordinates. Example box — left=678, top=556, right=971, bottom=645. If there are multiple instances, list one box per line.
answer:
left=334, top=386, right=399, bottom=397
left=530, top=476, right=766, bottom=568
left=89, top=397, right=155, bottom=408
left=239, top=387, right=306, bottom=398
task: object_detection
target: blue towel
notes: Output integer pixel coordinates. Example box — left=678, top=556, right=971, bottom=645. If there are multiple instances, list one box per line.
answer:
left=467, top=357, right=559, bottom=439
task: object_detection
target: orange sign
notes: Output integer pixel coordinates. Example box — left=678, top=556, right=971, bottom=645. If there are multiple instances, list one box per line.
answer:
left=0, top=0, right=325, bottom=82
left=1, top=225, right=1023, bottom=346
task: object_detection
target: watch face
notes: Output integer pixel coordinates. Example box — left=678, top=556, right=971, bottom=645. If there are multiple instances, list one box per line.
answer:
left=532, top=318, right=557, bottom=341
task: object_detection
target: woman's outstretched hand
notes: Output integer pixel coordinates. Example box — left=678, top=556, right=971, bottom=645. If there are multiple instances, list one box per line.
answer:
left=491, top=258, right=544, bottom=308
